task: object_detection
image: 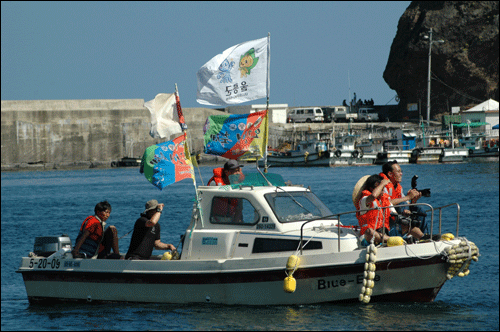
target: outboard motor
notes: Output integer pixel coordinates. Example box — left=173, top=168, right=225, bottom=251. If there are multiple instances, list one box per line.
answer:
left=33, top=234, right=72, bottom=257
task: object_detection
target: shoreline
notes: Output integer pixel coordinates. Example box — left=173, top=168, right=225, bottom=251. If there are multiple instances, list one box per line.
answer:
left=2, top=156, right=498, bottom=173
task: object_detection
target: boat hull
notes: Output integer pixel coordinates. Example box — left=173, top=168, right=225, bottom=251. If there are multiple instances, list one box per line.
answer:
left=260, top=152, right=332, bottom=167
left=17, top=243, right=451, bottom=305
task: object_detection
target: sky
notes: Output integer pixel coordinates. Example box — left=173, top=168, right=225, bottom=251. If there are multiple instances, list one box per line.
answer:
left=1, top=1, right=411, bottom=108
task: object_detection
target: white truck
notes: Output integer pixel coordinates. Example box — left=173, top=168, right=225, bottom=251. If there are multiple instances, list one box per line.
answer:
left=324, top=106, right=358, bottom=122
left=357, top=107, right=379, bottom=122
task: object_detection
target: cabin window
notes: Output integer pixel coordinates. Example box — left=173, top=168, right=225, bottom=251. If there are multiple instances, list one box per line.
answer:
left=252, top=238, right=322, bottom=253
left=265, top=191, right=333, bottom=223
left=306, top=109, right=313, bottom=114
left=210, top=197, right=259, bottom=225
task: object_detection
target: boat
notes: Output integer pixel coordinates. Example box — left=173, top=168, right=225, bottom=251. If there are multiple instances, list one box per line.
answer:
left=330, top=133, right=375, bottom=166
left=459, top=133, right=499, bottom=158
left=259, top=139, right=332, bottom=167
left=110, top=156, right=142, bottom=167
left=17, top=171, right=480, bottom=305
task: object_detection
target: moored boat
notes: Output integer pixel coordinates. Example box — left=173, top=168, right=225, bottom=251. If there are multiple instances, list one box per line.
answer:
left=17, top=171, right=479, bottom=305
left=259, top=139, right=332, bottom=167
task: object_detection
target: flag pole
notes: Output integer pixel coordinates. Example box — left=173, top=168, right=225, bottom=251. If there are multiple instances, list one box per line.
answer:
left=264, top=32, right=270, bottom=173
left=175, top=83, right=203, bottom=230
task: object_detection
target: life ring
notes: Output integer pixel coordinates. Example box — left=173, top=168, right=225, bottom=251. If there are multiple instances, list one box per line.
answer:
left=351, top=150, right=359, bottom=158
left=335, top=150, right=342, bottom=158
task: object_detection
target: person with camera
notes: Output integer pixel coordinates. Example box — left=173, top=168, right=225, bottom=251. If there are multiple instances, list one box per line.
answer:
left=380, top=161, right=430, bottom=239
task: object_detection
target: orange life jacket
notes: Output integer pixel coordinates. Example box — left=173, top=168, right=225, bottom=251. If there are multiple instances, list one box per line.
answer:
left=379, top=172, right=402, bottom=200
left=356, top=189, right=391, bottom=235
left=207, top=167, right=228, bottom=186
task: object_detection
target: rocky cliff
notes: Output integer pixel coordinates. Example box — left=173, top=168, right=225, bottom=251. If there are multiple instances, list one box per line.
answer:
left=384, top=1, right=498, bottom=120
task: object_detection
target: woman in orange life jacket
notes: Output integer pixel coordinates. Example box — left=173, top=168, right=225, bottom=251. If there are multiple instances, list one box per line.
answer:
left=207, top=160, right=244, bottom=186
left=355, top=174, right=393, bottom=245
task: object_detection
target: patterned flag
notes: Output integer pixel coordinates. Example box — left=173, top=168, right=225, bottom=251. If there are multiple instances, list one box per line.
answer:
left=140, top=133, right=194, bottom=190
left=203, top=110, right=268, bottom=160
left=196, top=36, right=269, bottom=106
left=144, top=93, right=183, bottom=139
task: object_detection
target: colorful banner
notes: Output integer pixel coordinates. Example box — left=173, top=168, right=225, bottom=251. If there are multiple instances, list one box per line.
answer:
left=196, top=36, right=269, bottom=106
left=140, top=133, right=194, bottom=190
left=203, top=110, right=268, bottom=160
left=144, top=93, right=183, bottom=139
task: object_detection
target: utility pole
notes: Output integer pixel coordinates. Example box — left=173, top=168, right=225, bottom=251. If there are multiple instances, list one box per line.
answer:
left=423, top=28, right=445, bottom=123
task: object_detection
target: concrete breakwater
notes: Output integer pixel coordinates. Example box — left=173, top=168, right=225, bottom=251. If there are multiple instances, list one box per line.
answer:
left=1, top=99, right=418, bottom=171
left=1, top=99, right=223, bottom=170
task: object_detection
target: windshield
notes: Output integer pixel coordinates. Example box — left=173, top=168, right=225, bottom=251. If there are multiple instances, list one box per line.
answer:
left=228, top=172, right=286, bottom=187
left=265, top=191, right=333, bottom=223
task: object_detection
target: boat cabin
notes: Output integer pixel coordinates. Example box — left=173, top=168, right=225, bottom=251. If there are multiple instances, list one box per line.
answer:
left=181, top=172, right=358, bottom=260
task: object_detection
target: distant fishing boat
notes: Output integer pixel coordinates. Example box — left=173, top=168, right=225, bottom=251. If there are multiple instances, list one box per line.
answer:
left=260, top=139, right=332, bottom=167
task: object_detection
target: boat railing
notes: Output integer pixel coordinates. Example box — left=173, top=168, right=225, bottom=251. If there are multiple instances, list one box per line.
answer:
left=299, top=202, right=460, bottom=254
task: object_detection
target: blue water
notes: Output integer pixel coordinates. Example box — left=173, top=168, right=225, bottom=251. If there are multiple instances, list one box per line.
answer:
left=2, top=160, right=499, bottom=331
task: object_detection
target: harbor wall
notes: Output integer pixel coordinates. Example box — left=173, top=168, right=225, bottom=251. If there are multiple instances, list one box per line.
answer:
left=1, top=99, right=422, bottom=170
left=1, top=99, right=222, bottom=168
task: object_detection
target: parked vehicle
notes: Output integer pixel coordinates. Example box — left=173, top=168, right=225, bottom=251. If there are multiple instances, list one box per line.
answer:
left=357, top=107, right=379, bottom=122
left=322, top=106, right=357, bottom=123
left=288, top=107, right=324, bottom=123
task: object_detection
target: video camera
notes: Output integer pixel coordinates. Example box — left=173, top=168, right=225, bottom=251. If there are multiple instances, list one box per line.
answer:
left=391, top=210, right=426, bottom=228
left=411, top=175, right=431, bottom=197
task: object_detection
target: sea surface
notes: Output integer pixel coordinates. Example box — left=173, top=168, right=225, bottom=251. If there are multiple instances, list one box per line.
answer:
left=2, top=160, right=499, bottom=331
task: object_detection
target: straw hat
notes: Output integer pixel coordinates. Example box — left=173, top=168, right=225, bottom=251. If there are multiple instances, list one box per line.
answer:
left=352, top=175, right=371, bottom=208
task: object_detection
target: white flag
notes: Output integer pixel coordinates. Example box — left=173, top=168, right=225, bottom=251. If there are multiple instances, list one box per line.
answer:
left=144, top=93, right=183, bottom=139
left=197, top=36, right=269, bottom=106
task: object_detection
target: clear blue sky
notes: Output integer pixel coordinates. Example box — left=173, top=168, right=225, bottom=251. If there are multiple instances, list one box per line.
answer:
left=1, top=1, right=411, bottom=108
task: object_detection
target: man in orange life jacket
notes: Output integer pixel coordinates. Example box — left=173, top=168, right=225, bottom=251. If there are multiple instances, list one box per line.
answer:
left=207, top=160, right=244, bottom=222
left=72, top=201, right=122, bottom=259
left=380, top=161, right=428, bottom=238
left=207, top=160, right=244, bottom=186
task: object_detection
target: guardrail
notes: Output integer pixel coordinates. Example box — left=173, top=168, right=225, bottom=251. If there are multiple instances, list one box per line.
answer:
left=299, top=202, right=460, bottom=254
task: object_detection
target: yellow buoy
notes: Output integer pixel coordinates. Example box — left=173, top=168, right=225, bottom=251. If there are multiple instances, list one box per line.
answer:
left=441, top=233, right=455, bottom=241
left=286, top=255, right=300, bottom=271
left=387, top=236, right=404, bottom=247
left=284, top=275, right=296, bottom=293
left=161, top=252, right=172, bottom=260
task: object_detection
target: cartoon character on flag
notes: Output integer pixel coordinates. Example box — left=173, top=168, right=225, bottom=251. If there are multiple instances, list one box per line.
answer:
left=196, top=36, right=269, bottom=106
left=203, top=110, right=268, bottom=160
left=140, top=133, right=194, bottom=190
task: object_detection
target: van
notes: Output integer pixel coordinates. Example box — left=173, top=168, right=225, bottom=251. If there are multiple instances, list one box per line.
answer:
left=287, top=107, right=324, bottom=123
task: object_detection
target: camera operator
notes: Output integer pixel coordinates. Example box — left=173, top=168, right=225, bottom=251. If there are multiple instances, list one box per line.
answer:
left=380, top=161, right=428, bottom=235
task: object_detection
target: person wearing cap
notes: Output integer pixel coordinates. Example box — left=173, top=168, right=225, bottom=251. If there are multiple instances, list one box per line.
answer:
left=72, top=201, right=122, bottom=259
left=207, top=160, right=244, bottom=186
left=125, top=200, right=176, bottom=260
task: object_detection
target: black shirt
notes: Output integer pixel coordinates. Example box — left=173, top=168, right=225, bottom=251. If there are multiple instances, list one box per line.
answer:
left=126, top=215, right=161, bottom=259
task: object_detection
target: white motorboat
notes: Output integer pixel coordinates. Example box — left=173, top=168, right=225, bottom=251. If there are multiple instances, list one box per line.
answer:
left=17, top=172, right=479, bottom=305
